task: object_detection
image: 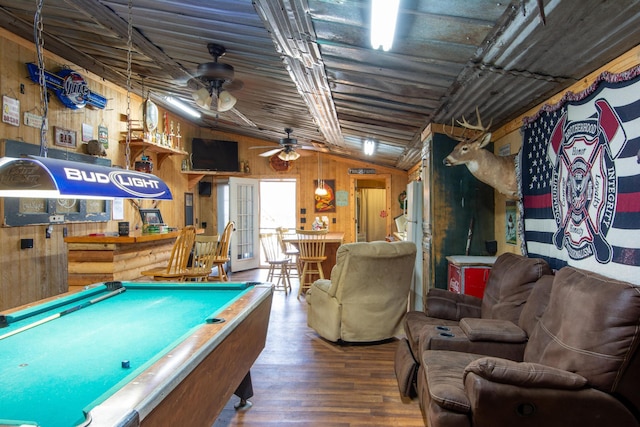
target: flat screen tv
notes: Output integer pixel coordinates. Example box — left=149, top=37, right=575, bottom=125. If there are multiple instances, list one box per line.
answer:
left=190, top=138, right=239, bottom=172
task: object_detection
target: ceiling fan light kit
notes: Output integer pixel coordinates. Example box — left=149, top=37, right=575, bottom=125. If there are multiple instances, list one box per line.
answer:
left=191, top=43, right=239, bottom=112
left=278, top=148, right=300, bottom=161
left=251, top=127, right=306, bottom=161
left=217, top=90, right=237, bottom=112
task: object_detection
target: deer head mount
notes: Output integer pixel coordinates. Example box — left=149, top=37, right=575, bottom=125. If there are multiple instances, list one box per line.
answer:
left=443, top=107, right=519, bottom=200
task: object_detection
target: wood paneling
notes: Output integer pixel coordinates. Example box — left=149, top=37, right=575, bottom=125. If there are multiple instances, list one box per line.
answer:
left=0, top=29, right=199, bottom=309
left=65, top=235, right=179, bottom=289
left=192, top=130, right=409, bottom=243
left=0, top=29, right=408, bottom=311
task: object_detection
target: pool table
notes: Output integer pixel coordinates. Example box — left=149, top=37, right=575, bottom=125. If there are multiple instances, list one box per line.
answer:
left=0, top=281, right=273, bottom=427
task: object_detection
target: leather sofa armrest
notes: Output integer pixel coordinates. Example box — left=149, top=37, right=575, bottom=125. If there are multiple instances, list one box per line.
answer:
left=460, top=358, right=638, bottom=427
left=464, top=357, right=587, bottom=389
left=459, top=318, right=527, bottom=343
left=426, top=288, right=482, bottom=321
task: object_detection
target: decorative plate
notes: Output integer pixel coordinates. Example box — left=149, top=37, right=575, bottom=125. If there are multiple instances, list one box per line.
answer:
left=269, top=154, right=293, bottom=172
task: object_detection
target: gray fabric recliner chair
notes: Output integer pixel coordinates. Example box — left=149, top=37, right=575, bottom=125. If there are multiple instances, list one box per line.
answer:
left=306, top=241, right=416, bottom=343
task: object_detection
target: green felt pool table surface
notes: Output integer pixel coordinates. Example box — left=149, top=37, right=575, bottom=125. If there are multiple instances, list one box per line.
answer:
left=0, top=281, right=273, bottom=427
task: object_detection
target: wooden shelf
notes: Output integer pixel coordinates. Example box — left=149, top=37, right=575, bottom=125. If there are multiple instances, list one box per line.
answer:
left=119, top=138, right=187, bottom=170
left=181, top=170, right=248, bottom=189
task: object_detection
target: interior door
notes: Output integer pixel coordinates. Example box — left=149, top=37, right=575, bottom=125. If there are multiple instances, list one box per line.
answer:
left=229, top=177, right=260, bottom=272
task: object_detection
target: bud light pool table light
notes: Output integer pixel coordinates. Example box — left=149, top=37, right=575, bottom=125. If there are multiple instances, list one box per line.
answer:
left=0, top=156, right=173, bottom=200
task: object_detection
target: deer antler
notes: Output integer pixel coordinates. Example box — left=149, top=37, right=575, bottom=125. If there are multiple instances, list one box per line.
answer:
left=456, top=107, right=492, bottom=132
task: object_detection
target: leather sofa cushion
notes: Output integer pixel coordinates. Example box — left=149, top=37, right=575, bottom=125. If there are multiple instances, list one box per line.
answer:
left=425, top=288, right=482, bottom=321
left=481, top=253, right=553, bottom=323
left=525, top=266, right=640, bottom=394
left=422, top=350, right=482, bottom=413
left=518, top=274, right=554, bottom=335
left=459, top=318, right=527, bottom=343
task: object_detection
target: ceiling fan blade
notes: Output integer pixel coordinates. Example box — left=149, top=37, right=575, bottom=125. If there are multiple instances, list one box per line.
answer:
left=259, top=147, right=285, bottom=157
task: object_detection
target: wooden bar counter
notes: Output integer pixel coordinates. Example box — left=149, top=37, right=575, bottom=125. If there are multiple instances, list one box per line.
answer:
left=64, top=231, right=182, bottom=290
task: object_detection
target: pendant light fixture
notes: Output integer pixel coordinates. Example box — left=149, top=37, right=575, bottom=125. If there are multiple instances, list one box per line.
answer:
left=314, top=151, right=328, bottom=196
left=0, top=0, right=172, bottom=200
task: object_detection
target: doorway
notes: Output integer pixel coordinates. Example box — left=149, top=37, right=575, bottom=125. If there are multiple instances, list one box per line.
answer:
left=259, top=179, right=297, bottom=233
left=350, top=175, right=391, bottom=242
left=259, top=179, right=297, bottom=265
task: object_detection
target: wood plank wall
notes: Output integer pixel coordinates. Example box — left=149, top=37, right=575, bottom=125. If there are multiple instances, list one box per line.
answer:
left=0, top=29, right=409, bottom=311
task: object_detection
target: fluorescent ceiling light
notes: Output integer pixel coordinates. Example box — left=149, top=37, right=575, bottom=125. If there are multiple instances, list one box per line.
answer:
left=0, top=156, right=173, bottom=200
left=166, top=96, right=202, bottom=118
left=364, top=139, right=375, bottom=155
left=370, top=0, right=400, bottom=51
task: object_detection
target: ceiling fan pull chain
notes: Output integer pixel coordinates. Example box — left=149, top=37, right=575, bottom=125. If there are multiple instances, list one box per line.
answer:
left=34, top=0, right=48, bottom=157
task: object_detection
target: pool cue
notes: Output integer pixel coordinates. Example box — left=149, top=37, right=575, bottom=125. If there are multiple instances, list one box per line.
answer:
left=0, top=285, right=126, bottom=341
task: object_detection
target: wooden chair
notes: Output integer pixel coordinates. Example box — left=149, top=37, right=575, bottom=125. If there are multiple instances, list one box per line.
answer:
left=183, top=234, right=219, bottom=281
left=276, top=227, right=299, bottom=279
left=141, top=226, right=197, bottom=281
left=296, top=229, right=328, bottom=298
left=260, top=232, right=291, bottom=293
left=209, top=221, right=235, bottom=282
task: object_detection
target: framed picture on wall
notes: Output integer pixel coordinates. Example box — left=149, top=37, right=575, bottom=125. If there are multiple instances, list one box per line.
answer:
left=139, top=208, right=163, bottom=225
left=184, top=192, right=194, bottom=226
left=54, top=127, right=77, bottom=148
left=314, top=179, right=336, bottom=213
left=505, top=200, right=517, bottom=245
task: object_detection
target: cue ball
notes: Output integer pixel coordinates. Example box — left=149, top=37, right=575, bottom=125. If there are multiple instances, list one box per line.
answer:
left=121, top=360, right=130, bottom=369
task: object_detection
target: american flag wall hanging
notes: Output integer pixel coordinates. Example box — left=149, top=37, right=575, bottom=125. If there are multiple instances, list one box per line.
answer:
left=519, top=65, right=640, bottom=284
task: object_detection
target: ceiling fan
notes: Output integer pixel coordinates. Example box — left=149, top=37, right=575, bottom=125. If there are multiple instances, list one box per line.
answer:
left=188, top=43, right=243, bottom=113
left=250, top=128, right=308, bottom=161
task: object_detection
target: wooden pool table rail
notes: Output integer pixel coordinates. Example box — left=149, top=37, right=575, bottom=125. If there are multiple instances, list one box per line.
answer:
left=86, top=283, right=273, bottom=426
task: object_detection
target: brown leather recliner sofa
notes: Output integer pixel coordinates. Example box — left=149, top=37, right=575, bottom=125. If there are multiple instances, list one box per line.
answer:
left=395, top=253, right=553, bottom=397
left=417, top=266, right=640, bottom=427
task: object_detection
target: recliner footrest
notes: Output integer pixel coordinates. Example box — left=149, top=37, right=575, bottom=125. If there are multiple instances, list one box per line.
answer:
left=394, top=338, right=418, bottom=398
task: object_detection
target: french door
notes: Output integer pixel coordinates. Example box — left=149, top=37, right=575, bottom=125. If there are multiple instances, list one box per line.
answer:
left=229, top=177, right=260, bottom=272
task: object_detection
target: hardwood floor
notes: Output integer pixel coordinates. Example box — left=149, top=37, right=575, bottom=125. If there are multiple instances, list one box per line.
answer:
left=212, top=268, right=424, bottom=427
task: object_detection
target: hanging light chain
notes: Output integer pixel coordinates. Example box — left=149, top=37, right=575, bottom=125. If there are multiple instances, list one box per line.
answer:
left=125, top=0, right=133, bottom=170
left=34, top=0, right=48, bottom=157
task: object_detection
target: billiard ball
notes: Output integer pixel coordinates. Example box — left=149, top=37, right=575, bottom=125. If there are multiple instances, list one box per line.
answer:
left=121, top=360, right=130, bottom=369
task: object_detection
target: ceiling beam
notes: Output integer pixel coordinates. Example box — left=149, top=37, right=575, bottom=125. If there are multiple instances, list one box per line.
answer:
left=253, top=0, right=345, bottom=148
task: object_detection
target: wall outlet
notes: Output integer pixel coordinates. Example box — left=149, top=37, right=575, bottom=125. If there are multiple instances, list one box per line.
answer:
left=46, top=225, right=53, bottom=239
left=49, top=215, right=64, bottom=223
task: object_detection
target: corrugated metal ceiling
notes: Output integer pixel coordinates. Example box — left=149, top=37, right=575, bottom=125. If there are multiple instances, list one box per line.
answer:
left=0, top=0, right=638, bottom=170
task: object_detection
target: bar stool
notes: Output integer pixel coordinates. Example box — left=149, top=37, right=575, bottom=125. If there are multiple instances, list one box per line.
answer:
left=260, top=232, right=291, bottom=293
left=296, top=229, right=328, bottom=298
left=276, top=227, right=299, bottom=280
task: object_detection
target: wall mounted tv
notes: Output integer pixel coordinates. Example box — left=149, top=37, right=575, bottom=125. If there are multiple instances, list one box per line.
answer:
left=190, top=138, right=239, bottom=172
